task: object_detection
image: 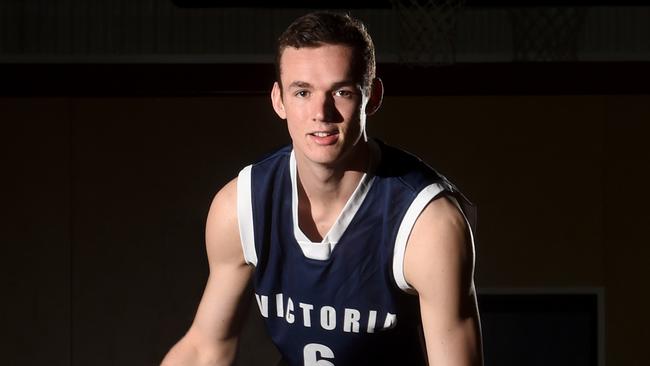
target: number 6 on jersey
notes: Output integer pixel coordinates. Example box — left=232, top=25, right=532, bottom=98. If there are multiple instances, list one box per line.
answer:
left=303, top=343, right=335, bottom=366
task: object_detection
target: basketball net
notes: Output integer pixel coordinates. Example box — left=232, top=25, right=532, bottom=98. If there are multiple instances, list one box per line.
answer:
left=390, top=0, right=466, bottom=66
left=509, top=7, right=588, bottom=62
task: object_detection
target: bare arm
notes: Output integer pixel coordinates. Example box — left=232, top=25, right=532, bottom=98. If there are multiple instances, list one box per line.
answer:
left=404, top=196, right=483, bottom=366
left=161, top=178, right=253, bottom=366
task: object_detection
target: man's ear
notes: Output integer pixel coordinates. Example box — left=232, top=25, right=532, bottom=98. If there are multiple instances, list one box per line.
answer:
left=365, top=77, right=384, bottom=116
left=271, top=82, right=287, bottom=119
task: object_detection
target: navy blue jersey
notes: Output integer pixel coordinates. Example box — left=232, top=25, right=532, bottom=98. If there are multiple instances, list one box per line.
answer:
left=236, top=140, right=476, bottom=366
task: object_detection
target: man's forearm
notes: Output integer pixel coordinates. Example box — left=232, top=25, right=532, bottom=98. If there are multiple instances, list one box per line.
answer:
left=161, top=334, right=237, bottom=366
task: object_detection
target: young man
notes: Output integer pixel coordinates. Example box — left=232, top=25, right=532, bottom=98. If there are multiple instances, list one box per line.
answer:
left=162, top=12, right=482, bottom=366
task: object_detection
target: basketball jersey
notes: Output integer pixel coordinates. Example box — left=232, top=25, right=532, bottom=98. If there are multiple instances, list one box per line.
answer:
left=236, top=140, right=476, bottom=366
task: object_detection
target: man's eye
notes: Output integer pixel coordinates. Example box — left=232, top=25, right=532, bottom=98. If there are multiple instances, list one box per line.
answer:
left=295, top=90, right=310, bottom=97
left=335, top=90, right=354, bottom=98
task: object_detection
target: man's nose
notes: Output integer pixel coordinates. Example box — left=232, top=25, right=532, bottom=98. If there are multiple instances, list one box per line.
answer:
left=312, top=92, right=338, bottom=122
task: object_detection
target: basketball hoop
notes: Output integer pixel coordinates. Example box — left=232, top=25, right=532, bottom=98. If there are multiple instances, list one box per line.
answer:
left=390, top=0, right=466, bottom=66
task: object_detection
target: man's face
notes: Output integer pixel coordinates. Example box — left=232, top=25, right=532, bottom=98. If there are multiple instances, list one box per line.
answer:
left=272, top=44, right=369, bottom=168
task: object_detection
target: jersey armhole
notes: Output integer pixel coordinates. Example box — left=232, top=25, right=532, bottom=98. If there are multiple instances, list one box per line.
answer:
left=393, top=183, right=478, bottom=294
left=237, top=165, right=258, bottom=267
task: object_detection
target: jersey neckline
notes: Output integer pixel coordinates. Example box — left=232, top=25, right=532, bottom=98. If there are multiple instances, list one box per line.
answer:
left=289, top=142, right=380, bottom=261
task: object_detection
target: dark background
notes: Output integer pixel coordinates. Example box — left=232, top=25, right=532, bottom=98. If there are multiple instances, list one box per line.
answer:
left=2, top=1, right=649, bottom=365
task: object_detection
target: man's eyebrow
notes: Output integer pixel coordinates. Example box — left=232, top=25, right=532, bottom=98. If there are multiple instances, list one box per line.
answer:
left=287, top=80, right=359, bottom=89
left=288, top=81, right=312, bottom=89
left=331, top=80, right=358, bottom=88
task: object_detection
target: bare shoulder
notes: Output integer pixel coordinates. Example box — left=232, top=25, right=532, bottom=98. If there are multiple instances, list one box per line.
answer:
left=205, top=177, right=245, bottom=267
left=403, top=195, right=473, bottom=295
left=207, top=177, right=238, bottom=220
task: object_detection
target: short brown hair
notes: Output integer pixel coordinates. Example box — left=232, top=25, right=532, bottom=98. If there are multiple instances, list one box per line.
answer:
left=275, top=12, right=376, bottom=93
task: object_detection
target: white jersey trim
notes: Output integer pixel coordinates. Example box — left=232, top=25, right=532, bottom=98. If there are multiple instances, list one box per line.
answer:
left=393, top=183, right=446, bottom=294
left=290, top=150, right=375, bottom=260
left=237, top=165, right=257, bottom=266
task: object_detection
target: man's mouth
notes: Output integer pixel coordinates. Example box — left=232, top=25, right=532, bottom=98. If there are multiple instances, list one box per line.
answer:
left=309, top=130, right=340, bottom=145
left=310, top=131, right=338, bottom=137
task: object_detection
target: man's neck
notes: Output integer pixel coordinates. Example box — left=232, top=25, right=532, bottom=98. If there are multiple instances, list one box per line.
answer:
left=296, top=142, right=370, bottom=205
left=294, top=141, right=372, bottom=240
